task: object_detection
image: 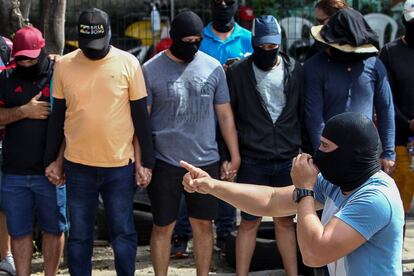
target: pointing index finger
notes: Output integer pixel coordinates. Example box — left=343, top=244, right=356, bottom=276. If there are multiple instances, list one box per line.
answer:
left=180, top=160, right=198, bottom=174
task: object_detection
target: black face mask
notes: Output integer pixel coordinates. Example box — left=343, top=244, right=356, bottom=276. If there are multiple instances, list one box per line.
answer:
left=252, top=46, right=279, bottom=71
left=312, top=112, right=381, bottom=193
left=82, top=45, right=111, bottom=60
left=15, top=49, right=49, bottom=80
left=211, top=0, right=238, bottom=33
left=170, top=39, right=201, bottom=62
left=403, top=18, right=414, bottom=49
left=329, top=47, right=374, bottom=63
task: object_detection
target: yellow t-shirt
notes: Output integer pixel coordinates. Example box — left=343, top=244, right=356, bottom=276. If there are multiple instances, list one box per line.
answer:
left=53, top=47, right=147, bottom=167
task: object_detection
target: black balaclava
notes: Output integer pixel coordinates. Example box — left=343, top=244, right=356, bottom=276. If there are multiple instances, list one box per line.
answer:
left=252, top=46, right=279, bottom=71
left=15, top=49, right=49, bottom=80
left=211, top=0, right=238, bottom=33
left=82, top=44, right=111, bottom=60
left=80, top=27, right=111, bottom=60
left=329, top=47, right=376, bottom=63
left=403, top=17, right=414, bottom=49
left=78, top=8, right=112, bottom=60
left=313, top=112, right=381, bottom=193
left=169, top=11, right=204, bottom=62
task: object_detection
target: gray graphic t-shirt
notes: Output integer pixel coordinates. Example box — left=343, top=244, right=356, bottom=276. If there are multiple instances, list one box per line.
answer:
left=252, top=61, right=285, bottom=123
left=143, top=51, right=230, bottom=167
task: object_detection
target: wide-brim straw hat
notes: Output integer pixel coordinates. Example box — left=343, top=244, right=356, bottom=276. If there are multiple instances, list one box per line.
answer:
left=311, top=25, right=378, bottom=53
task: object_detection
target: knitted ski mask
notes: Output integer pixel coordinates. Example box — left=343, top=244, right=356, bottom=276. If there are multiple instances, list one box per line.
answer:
left=211, top=0, right=238, bottom=32
left=313, top=112, right=381, bottom=193
left=169, top=11, right=204, bottom=62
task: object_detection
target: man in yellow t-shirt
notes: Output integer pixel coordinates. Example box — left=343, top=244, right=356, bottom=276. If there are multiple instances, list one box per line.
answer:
left=44, top=8, right=154, bottom=275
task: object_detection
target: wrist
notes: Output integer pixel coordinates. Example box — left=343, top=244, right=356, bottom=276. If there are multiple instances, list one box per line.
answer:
left=293, top=187, right=315, bottom=203
left=207, top=178, right=218, bottom=193
left=230, top=155, right=241, bottom=165
left=16, top=105, right=26, bottom=118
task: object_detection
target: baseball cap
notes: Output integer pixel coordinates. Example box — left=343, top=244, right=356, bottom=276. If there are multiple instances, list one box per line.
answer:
left=239, top=6, right=254, bottom=21
left=404, top=0, right=414, bottom=22
left=78, top=8, right=111, bottom=50
left=252, top=15, right=282, bottom=46
left=12, top=26, right=45, bottom=59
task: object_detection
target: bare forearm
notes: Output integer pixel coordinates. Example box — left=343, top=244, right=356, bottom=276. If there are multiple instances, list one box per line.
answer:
left=209, top=179, right=296, bottom=217
left=0, top=107, right=25, bottom=125
left=218, top=116, right=240, bottom=162
left=297, top=197, right=325, bottom=263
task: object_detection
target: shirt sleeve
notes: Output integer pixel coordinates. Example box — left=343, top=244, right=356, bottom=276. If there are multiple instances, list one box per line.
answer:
left=213, top=66, right=230, bottom=105
left=304, top=60, right=325, bottom=151
left=244, top=36, right=253, bottom=56
left=313, top=174, right=329, bottom=204
left=142, top=64, right=153, bottom=106
left=52, top=60, right=65, bottom=100
left=374, top=58, right=396, bottom=161
left=0, top=72, right=6, bottom=107
left=128, top=58, right=147, bottom=101
left=378, top=46, right=411, bottom=130
left=335, top=188, right=391, bottom=240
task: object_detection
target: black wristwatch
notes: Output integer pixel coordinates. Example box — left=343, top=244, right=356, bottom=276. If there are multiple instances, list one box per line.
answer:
left=292, top=188, right=315, bottom=203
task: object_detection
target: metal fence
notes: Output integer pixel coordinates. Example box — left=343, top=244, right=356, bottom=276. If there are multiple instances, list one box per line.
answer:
left=26, top=0, right=406, bottom=62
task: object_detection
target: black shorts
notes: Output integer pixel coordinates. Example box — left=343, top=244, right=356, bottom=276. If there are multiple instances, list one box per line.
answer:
left=147, top=159, right=219, bottom=227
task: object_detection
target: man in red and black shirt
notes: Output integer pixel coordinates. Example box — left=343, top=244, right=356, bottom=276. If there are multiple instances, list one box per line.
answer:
left=0, top=34, right=15, bottom=276
left=0, top=26, right=67, bottom=275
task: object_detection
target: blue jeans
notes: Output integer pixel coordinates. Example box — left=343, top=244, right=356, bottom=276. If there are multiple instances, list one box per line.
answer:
left=237, top=157, right=292, bottom=220
left=64, top=160, right=137, bottom=276
left=1, top=174, right=67, bottom=237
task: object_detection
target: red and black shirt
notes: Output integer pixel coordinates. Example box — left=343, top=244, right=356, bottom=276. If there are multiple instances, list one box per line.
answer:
left=0, top=60, right=53, bottom=175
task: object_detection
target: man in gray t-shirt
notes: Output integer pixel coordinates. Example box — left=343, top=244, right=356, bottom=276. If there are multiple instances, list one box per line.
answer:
left=142, top=11, right=240, bottom=276
left=145, top=50, right=229, bottom=167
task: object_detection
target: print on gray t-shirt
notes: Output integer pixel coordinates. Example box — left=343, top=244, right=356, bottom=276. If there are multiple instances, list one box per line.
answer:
left=143, top=51, right=230, bottom=167
left=252, top=60, right=285, bottom=123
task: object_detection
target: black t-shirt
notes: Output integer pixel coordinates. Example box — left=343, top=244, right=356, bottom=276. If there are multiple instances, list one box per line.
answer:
left=379, top=38, right=414, bottom=145
left=0, top=61, right=53, bottom=175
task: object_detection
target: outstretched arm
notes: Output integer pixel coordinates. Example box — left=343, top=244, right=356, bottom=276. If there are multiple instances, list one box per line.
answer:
left=180, top=160, right=321, bottom=218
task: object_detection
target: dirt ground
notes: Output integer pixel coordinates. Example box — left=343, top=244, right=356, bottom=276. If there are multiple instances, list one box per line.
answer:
left=24, top=215, right=414, bottom=276
left=30, top=240, right=235, bottom=276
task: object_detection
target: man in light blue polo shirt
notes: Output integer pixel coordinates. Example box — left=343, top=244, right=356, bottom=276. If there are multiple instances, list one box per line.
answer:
left=200, top=0, right=252, bottom=65
left=171, top=0, right=251, bottom=258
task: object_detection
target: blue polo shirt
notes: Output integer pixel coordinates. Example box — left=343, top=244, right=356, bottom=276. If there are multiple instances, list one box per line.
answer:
left=200, top=22, right=252, bottom=65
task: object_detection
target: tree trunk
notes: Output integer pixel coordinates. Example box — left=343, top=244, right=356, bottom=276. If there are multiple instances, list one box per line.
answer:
left=41, top=0, right=66, bottom=54
left=19, top=0, right=31, bottom=19
left=0, top=0, right=28, bottom=38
